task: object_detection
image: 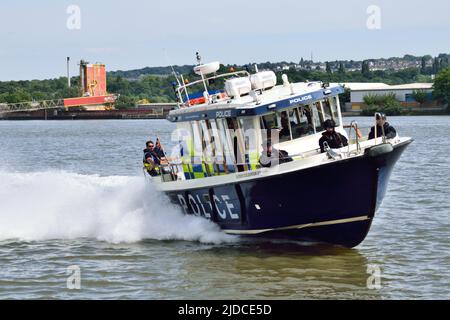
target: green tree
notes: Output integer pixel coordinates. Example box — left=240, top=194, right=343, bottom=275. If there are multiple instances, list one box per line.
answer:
left=432, top=57, right=441, bottom=74
left=339, top=87, right=351, bottom=107
left=338, top=62, right=345, bottom=74
left=421, top=56, right=428, bottom=74
left=325, top=62, right=332, bottom=74
left=361, top=60, right=370, bottom=77
left=433, top=67, right=450, bottom=109
left=411, top=89, right=428, bottom=107
left=362, top=93, right=402, bottom=116
left=115, top=95, right=137, bottom=110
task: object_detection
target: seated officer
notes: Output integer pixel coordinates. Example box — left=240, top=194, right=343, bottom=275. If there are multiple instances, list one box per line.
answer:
left=319, top=119, right=348, bottom=153
left=259, top=139, right=293, bottom=168
left=368, top=113, right=397, bottom=140
left=143, top=140, right=160, bottom=176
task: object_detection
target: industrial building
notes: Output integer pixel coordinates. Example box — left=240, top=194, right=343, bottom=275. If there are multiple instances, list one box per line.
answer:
left=338, top=82, right=436, bottom=112
left=63, top=60, right=117, bottom=111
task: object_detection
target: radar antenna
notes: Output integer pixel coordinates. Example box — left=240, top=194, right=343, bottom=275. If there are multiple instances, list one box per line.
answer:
left=196, top=52, right=202, bottom=65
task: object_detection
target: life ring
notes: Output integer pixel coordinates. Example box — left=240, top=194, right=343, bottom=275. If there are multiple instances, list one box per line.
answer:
left=186, top=92, right=227, bottom=106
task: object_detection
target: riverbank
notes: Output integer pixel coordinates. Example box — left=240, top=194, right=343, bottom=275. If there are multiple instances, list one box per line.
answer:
left=2, top=108, right=449, bottom=120
left=343, top=108, right=450, bottom=117
left=0, top=108, right=168, bottom=120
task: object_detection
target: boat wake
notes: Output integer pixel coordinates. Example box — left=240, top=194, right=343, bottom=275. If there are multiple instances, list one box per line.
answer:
left=0, top=171, right=235, bottom=244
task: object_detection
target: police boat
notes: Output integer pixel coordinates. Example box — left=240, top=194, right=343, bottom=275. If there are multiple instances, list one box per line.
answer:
left=147, top=59, right=413, bottom=248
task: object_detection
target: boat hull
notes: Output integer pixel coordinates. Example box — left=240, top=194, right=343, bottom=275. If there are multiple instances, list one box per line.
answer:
left=164, top=141, right=411, bottom=247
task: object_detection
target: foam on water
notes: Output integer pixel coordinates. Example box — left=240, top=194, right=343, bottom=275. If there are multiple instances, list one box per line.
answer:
left=0, top=171, right=235, bottom=244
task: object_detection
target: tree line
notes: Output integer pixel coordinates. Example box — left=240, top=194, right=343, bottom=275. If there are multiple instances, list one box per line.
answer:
left=1, top=60, right=449, bottom=112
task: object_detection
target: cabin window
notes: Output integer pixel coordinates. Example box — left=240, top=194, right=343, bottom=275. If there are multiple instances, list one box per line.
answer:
left=189, top=121, right=209, bottom=177
left=287, top=109, right=300, bottom=139
left=322, top=99, right=333, bottom=122
left=292, top=106, right=315, bottom=139
left=329, top=97, right=341, bottom=126
left=207, top=119, right=226, bottom=174
left=261, top=107, right=316, bottom=142
left=226, top=118, right=248, bottom=172
left=312, top=102, right=324, bottom=132
left=190, top=121, right=202, bottom=158
left=196, top=121, right=213, bottom=176
left=239, top=117, right=261, bottom=170
left=215, top=118, right=237, bottom=173
left=200, top=120, right=219, bottom=176
left=279, top=111, right=291, bottom=142
left=261, top=113, right=278, bottom=132
left=316, top=98, right=340, bottom=128
left=261, top=111, right=290, bottom=143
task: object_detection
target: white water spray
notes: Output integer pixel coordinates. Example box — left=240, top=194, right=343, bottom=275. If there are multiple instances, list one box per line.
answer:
left=0, top=171, right=235, bottom=244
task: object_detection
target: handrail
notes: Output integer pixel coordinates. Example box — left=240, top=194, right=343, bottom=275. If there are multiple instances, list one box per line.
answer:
left=0, top=99, right=65, bottom=114
left=177, top=70, right=250, bottom=106
left=373, top=112, right=386, bottom=144
left=178, top=70, right=250, bottom=91
left=345, top=121, right=361, bottom=154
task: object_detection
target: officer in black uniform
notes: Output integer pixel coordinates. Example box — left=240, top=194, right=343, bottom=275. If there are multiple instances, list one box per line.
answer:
left=368, top=113, right=397, bottom=140
left=319, top=119, right=348, bottom=153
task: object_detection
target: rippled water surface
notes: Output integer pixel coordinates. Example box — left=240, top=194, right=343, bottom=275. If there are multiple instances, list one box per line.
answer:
left=0, top=116, right=449, bottom=299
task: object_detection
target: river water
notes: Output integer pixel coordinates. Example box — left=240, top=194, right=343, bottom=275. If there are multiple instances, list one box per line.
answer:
left=0, top=116, right=448, bottom=299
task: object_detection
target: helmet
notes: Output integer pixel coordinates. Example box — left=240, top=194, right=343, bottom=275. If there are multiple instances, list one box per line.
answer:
left=323, top=119, right=336, bottom=129
left=376, top=113, right=387, bottom=120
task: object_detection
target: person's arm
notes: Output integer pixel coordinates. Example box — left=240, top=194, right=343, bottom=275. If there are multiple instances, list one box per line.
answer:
left=146, top=156, right=155, bottom=166
left=385, top=125, right=397, bottom=139
left=368, top=127, right=375, bottom=140
left=340, top=134, right=348, bottom=146
left=319, top=137, right=326, bottom=153
left=259, top=154, right=271, bottom=167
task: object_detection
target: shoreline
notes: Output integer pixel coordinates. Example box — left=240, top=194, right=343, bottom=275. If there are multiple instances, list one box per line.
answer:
left=0, top=108, right=168, bottom=120
left=1, top=108, right=449, bottom=121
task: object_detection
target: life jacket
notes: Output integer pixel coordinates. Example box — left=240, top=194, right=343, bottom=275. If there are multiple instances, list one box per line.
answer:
left=143, top=150, right=160, bottom=176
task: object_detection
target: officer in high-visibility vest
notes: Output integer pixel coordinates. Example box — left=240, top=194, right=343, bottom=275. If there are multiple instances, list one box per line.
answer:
left=143, top=140, right=160, bottom=176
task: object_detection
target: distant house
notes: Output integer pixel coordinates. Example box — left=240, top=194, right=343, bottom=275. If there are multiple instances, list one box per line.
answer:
left=336, top=82, right=437, bottom=112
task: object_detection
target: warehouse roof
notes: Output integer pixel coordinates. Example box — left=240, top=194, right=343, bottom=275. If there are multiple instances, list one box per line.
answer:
left=332, top=82, right=433, bottom=91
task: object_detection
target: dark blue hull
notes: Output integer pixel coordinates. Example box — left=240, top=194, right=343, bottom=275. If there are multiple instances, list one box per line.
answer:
left=166, top=141, right=411, bottom=247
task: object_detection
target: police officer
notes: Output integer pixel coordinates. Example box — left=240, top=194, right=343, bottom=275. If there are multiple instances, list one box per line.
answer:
left=143, top=141, right=160, bottom=176
left=368, top=113, right=397, bottom=140
left=259, top=139, right=293, bottom=168
left=319, top=119, right=348, bottom=153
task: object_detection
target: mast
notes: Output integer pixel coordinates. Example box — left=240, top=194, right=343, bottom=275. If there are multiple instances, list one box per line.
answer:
left=67, top=57, right=71, bottom=88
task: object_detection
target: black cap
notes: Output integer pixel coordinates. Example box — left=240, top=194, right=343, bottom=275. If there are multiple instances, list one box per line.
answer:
left=323, top=119, right=336, bottom=129
left=376, top=113, right=387, bottom=120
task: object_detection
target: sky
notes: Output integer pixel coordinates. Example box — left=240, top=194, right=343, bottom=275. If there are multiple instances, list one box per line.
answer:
left=0, top=0, right=449, bottom=81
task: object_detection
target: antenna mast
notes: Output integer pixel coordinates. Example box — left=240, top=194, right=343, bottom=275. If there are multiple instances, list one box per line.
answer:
left=67, top=57, right=71, bottom=88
